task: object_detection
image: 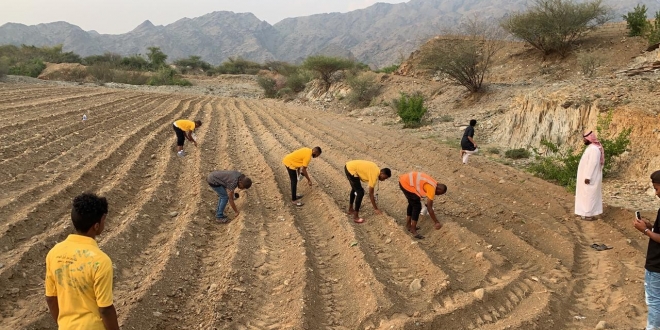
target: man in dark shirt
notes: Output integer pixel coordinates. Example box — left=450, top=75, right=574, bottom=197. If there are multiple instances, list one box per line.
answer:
left=460, top=119, right=478, bottom=164
left=633, top=170, right=660, bottom=329
left=207, top=170, right=252, bottom=223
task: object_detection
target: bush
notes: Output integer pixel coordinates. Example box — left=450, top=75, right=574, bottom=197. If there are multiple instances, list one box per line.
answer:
left=174, top=55, right=211, bottom=73
left=577, top=51, right=602, bottom=77
left=147, top=47, right=167, bottom=69
left=147, top=67, right=191, bottom=86
left=9, top=59, right=46, bottom=77
left=303, top=55, right=355, bottom=89
left=487, top=147, right=501, bottom=155
left=346, top=72, right=380, bottom=108
left=121, top=55, right=149, bottom=71
left=623, top=4, right=650, bottom=37
left=265, top=61, right=300, bottom=76
left=648, top=10, right=660, bottom=46
left=394, top=92, right=427, bottom=128
left=215, top=57, right=263, bottom=75
left=285, top=71, right=313, bottom=92
left=505, top=148, right=532, bottom=159
left=0, top=56, right=9, bottom=78
left=377, top=64, right=399, bottom=74
left=501, top=0, right=611, bottom=56
left=82, top=52, right=122, bottom=66
left=276, top=87, right=295, bottom=100
left=528, top=111, right=631, bottom=191
left=420, top=17, right=503, bottom=92
left=257, top=76, right=277, bottom=98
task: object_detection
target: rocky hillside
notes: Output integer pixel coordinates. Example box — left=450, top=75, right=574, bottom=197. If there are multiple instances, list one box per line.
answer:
left=1, top=0, right=659, bottom=67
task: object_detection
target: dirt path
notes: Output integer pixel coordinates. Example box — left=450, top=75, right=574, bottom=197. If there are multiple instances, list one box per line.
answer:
left=0, top=85, right=651, bottom=330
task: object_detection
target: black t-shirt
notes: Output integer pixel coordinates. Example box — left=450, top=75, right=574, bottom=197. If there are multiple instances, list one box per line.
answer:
left=646, top=208, right=660, bottom=272
left=461, top=126, right=476, bottom=151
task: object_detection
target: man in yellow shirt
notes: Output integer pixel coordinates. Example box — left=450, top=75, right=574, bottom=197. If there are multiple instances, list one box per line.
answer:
left=282, top=147, right=322, bottom=206
left=172, top=119, right=202, bottom=157
left=399, top=172, right=447, bottom=239
left=345, top=160, right=391, bottom=223
left=45, top=193, right=119, bottom=330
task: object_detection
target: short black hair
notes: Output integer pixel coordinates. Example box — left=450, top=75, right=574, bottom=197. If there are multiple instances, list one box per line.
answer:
left=241, top=176, right=253, bottom=189
left=469, top=119, right=477, bottom=126
left=313, top=146, right=322, bottom=154
left=651, top=170, right=660, bottom=184
left=194, top=120, right=202, bottom=127
left=71, top=193, right=108, bottom=233
left=437, top=183, right=447, bottom=194
left=381, top=168, right=392, bottom=178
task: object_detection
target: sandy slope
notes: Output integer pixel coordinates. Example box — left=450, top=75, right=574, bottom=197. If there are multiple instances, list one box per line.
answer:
left=0, top=83, right=652, bottom=330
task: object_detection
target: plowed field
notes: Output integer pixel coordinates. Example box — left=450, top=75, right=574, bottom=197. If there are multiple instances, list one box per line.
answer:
left=0, top=83, right=652, bottom=330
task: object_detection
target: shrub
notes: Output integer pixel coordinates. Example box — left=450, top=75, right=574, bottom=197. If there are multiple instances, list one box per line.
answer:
left=394, top=92, right=427, bottom=128
left=377, top=64, right=399, bottom=74
left=265, top=61, right=300, bottom=76
left=257, top=76, right=277, bottom=98
left=121, top=55, right=149, bottom=71
left=147, top=67, right=191, bottom=86
left=276, top=87, right=295, bottom=100
left=174, top=55, right=211, bottom=73
left=577, top=51, right=602, bottom=77
left=487, top=147, right=501, bottom=155
left=82, top=52, right=122, bottom=66
left=303, top=55, right=355, bottom=89
left=420, top=17, right=503, bottom=92
left=505, top=148, right=532, bottom=159
left=113, top=70, right=149, bottom=85
left=147, top=47, right=168, bottom=69
left=623, top=4, right=650, bottom=37
left=285, top=71, right=312, bottom=92
left=9, top=59, right=46, bottom=77
left=215, top=57, right=263, bottom=75
left=439, top=115, right=454, bottom=122
left=346, top=72, right=380, bottom=108
left=528, top=111, right=631, bottom=191
left=501, top=0, right=611, bottom=56
left=0, top=56, right=9, bottom=78
left=648, top=10, right=660, bottom=46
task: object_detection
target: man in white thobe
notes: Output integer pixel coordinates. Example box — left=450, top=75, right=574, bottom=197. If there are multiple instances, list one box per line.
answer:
left=575, top=131, right=604, bottom=220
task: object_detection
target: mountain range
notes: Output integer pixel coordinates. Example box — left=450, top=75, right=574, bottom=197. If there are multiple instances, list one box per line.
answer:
left=1, top=0, right=658, bottom=68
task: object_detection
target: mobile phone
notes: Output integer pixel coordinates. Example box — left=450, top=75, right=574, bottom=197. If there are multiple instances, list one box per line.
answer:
left=636, top=211, right=641, bottom=220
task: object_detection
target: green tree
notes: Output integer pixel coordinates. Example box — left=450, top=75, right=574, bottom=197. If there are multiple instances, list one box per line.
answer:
left=174, top=55, right=212, bottom=72
left=648, top=10, right=660, bottom=45
left=394, top=92, right=427, bottom=128
left=302, top=55, right=354, bottom=89
left=147, top=47, right=168, bottom=69
left=623, top=4, right=650, bottom=37
left=501, top=0, right=611, bottom=56
left=120, top=55, right=149, bottom=70
left=420, top=17, right=503, bottom=92
left=346, top=72, right=380, bottom=108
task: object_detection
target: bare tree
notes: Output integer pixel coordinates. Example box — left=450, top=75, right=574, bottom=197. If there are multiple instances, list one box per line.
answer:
left=419, top=17, right=505, bottom=93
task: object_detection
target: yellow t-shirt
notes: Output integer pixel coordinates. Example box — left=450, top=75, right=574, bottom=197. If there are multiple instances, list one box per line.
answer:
left=283, top=148, right=313, bottom=170
left=45, top=234, right=114, bottom=330
left=346, top=160, right=380, bottom=188
left=174, top=119, right=196, bottom=132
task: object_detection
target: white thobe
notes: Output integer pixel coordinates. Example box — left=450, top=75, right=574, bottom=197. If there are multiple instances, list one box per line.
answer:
left=575, top=144, right=603, bottom=217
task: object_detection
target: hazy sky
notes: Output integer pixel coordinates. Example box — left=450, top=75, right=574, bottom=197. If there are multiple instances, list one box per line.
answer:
left=1, top=0, right=408, bottom=34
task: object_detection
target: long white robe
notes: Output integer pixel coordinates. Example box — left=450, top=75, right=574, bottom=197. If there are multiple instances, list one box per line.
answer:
left=575, top=144, right=603, bottom=217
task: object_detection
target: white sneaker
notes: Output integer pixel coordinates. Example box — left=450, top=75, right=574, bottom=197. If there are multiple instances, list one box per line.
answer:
left=177, top=150, right=186, bottom=157
left=297, top=174, right=303, bottom=181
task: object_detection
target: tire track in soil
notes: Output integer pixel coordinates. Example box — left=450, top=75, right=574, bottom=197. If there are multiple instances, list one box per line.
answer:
left=0, top=96, right=201, bottom=327
left=237, top=100, right=389, bottom=329
left=240, top=100, right=451, bottom=324
left=254, top=101, right=563, bottom=327
left=203, top=100, right=306, bottom=330
left=0, top=96, right=176, bottom=251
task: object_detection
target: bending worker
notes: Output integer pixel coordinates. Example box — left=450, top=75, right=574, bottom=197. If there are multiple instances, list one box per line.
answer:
left=399, top=171, right=447, bottom=239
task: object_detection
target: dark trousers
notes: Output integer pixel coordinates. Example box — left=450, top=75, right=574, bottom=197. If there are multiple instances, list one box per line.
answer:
left=400, top=183, right=422, bottom=221
left=345, top=166, right=364, bottom=212
left=286, top=166, right=298, bottom=201
left=173, top=124, right=186, bottom=146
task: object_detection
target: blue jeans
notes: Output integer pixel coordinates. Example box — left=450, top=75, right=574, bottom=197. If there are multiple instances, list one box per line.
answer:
left=211, top=185, right=229, bottom=218
left=646, top=270, right=660, bottom=330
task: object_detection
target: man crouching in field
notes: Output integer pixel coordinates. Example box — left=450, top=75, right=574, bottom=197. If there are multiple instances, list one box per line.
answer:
left=45, top=193, right=119, bottom=330
left=207, top=170, right=253, bottom=223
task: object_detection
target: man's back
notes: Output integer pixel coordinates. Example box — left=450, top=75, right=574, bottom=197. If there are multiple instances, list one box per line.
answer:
left=45, top=234, right=113, bottom=330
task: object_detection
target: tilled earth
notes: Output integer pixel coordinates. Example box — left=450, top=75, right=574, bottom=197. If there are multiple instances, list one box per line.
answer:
left=0, top=82, right=653, bottom=330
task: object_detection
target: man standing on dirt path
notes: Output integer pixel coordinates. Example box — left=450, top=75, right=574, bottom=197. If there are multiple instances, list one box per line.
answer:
left=575, top=131, right=604, bottom=220
left=282, top=147, right=322, bottom=207
left=399, top=171, right=447, bottom=239
left=172, top=119, right=202, bottom=157
left=45, top=193, right=120, bottom=330
left=460, top=119, right=478, bottom=164
left=345, top=160, right=391, bottom=223
left=207, top=170, right=253, bottom=223
left=633, top=170, right=660, bottom=329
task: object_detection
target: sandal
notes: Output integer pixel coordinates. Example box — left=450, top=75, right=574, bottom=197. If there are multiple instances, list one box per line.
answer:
left=292, top=201, right=304, bottom=207
left=590, top=243, right=613, bottom=251
left=414, top=234, right=424, bottom=239
left=216, top=216, right=229, bottom=224
left=354, top=218, right=365, bottom=224
left=294, top=195, right=303, bottom=200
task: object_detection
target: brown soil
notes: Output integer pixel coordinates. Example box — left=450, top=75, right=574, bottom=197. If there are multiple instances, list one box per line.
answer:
left=0, top=80, right=653, bottom=330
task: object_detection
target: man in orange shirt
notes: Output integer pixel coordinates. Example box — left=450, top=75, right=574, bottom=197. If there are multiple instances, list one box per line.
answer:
left=399, top=171, right=447, bottom=239
left=172, top=119, right=202, bottom=157
left=345, top=160, right=391, bottom=223
left=45, top=193, right=119, bottom=330
left=282, top=147, right=322, bottom=206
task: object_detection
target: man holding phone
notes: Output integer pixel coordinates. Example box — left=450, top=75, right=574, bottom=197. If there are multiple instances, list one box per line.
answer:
left=633, top=170, right=660, bottom=329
